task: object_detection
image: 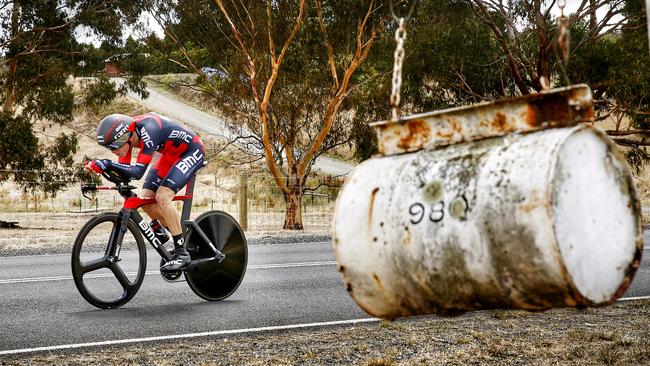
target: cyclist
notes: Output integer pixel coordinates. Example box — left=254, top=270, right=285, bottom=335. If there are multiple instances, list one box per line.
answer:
left=85, top=112, right=205, bottom=272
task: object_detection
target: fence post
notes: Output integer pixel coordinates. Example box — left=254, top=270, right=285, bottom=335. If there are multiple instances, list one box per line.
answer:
left=239, top=174, right=248, bottom=230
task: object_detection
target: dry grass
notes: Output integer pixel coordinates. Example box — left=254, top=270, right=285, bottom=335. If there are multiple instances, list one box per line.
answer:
left=4, top=300, right=650, bottom=365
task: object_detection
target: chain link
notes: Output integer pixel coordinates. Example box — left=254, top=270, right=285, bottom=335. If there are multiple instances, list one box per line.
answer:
left=557, top=1, right=571, bottom=86
left=390, top=17, right=407, bottom=122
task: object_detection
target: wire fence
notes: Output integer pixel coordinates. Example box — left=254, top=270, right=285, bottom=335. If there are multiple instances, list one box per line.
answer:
left=0, top=172, right=344, bottom=233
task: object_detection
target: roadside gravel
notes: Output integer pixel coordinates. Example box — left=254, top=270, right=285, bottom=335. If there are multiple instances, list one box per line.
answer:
left=0, top=228, right=331, bottom=257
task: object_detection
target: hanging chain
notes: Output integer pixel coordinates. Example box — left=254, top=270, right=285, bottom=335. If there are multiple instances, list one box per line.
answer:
left=390, top=17, right=407, bottom=122
left=388, top=0, right=417, bottom=122
left=557, top=0, right=571, bottom=86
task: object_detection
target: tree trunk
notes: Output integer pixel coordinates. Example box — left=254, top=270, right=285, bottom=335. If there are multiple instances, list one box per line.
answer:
left=3, top=59, right=17, bottom=112
left=589, top=0, right=598, bottom=34
left=3, top=1, right=20, bottom=112
left=283, top=174, right=304, bottom=230
left=534, top=0, right=550, bottom=91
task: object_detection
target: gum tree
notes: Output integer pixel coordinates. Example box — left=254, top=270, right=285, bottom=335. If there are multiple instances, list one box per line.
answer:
left=150, top=0, right=383, bottom=229
left=0, top=0, right=147, bottom=193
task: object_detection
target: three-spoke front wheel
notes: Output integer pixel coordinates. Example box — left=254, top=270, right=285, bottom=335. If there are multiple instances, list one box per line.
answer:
left=71, top=213, right=147, bottom=309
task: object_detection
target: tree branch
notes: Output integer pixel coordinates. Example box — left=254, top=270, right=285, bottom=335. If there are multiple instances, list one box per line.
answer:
left=298, top=0, right=377, bottom=177
left=315, top=0, right=339, bottom=92
left=612, top=138, right=650, bottom=147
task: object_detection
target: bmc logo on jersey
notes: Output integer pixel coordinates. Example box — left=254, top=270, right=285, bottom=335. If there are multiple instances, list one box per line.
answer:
left=139, top=127, right=154, bottom=148
left=170, top=130, right=193, bottom=143
left=176, top=150, right=204, bottom=174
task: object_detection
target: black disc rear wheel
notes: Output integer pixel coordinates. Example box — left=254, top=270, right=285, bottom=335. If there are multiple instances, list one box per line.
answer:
left=71, top=213, right=147, bottom=309
left=184, top=210, right=247, bottom=301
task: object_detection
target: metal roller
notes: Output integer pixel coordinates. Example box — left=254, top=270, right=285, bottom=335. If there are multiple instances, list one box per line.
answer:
left=333, top=85, right=643, bottom=319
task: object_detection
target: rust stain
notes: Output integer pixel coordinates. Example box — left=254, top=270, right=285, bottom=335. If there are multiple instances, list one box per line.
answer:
left=436, top=130, right=454, bottom=140
left=369, top=187, right=380, bottom=222
left=402, top=226, right=411, bottom=246
left=397, top=119, right=431, bottom=150
left=436, top=122, right=455, bottom=140
left=372, top=272, right=384, bottom=291
left=449, top=118, right=462, bottom=133
left=492, top=112, right=508, bottom=131
left=518, top=189, right=544, bottom=213
left=526, top=94, right=576, bottom=128
left=526, top=105, right=539, bottom=127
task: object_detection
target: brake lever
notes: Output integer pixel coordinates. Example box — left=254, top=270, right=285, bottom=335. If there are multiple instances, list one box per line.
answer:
left=81, top=184, right=97, bottom=201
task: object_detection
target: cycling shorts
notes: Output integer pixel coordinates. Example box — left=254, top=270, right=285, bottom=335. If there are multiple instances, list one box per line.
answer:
left=143, top=142, right=205, bottom=193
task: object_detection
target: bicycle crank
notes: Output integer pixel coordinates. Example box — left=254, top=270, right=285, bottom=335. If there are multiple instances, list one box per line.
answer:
left=159, top=258, right=184, bottom=282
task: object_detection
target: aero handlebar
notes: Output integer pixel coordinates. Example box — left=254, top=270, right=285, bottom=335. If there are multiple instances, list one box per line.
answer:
left=81, top=170, right=136, bottom=200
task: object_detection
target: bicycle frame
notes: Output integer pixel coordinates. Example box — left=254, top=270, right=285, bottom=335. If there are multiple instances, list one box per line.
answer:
left=93, top=174, right=224, bottom=266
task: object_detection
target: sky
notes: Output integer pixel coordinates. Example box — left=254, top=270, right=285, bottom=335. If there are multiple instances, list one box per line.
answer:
left=74, top=12, right=165, bottom=47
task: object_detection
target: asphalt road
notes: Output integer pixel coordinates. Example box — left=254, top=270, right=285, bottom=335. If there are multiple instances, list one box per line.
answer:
left=0, top=239, right=648, bottom=354
left=0, top=241, right=365, bottom=353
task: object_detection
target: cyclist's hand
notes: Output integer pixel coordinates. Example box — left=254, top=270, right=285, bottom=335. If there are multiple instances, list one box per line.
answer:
left=84, top=160, right=110, bottom=174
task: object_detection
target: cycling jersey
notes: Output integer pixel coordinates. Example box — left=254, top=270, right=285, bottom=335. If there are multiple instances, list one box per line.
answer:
left=105, top=113, right=205, bottom=192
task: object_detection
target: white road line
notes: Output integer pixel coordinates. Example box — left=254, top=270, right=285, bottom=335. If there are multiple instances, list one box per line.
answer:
left=250, top=261, right=336, bottom=269
left=0, top=318, right=379, bottom=356
left=618, top=295, right=650, bottom=301
left=0, top=261, right=337, bottom=284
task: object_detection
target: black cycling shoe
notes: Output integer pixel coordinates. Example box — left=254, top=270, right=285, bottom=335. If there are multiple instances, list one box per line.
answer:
left=160, top=248, right=191, bottom=272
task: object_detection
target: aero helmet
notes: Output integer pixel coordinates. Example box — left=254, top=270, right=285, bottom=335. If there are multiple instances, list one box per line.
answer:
left=96, top=114, right=134, bottom=150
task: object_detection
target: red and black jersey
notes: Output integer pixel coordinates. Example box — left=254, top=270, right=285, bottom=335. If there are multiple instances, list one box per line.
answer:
left=107, top=113, right=204, bottom=181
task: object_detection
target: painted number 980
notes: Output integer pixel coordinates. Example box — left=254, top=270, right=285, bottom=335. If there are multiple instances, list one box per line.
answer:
left=408, top=195, right=468, bottom=225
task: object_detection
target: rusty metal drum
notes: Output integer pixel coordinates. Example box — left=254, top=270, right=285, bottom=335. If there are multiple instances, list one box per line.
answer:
left=333, top=85, right=643, bottom=320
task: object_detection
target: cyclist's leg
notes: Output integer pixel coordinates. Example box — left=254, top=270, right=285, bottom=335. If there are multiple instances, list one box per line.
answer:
left=158, top=145, right=204, bottom=271
left=156, top=145, right=205, bottom=236
left=155, top=186, right=182, bottom=236
left=141, top=154, right=172, bottom=227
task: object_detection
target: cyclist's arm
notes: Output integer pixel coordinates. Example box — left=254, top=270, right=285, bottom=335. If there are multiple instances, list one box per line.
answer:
left=105, top=160, right=148, bottom=180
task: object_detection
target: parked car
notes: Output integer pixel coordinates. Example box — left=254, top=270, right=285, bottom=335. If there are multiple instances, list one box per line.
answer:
left=201, top=67, right=227, bottom=80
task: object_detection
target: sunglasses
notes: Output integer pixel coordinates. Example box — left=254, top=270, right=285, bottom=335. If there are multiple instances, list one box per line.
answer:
left=108, top=132, right=132, bottom=150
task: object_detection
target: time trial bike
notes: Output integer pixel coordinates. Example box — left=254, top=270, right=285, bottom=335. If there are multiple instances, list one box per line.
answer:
left=71, top=168, right=247, bottom=309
